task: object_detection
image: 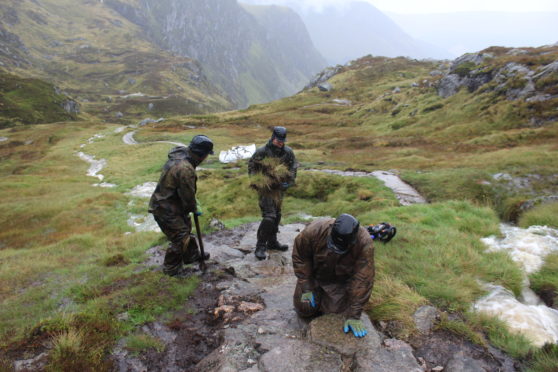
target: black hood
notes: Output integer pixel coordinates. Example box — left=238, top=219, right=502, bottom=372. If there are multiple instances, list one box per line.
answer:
left=165, top=146, right=203, bottom=168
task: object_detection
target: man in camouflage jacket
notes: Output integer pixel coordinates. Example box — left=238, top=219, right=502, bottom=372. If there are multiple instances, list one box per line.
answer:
left=149, top=135, right=214, bottom=276
left=248, top=126, right=297, bottom=260
left=292, top=214, right=375, bottom=338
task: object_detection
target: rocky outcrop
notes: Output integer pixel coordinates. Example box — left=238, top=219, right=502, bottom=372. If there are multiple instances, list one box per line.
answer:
left=438, top=52, right=495, bottom=98
left=62, top=99, right=80, bottom=114
left=304, top=65, right=343, bottom=91
left=437, top=49, right=558, bottom=103
left=0, top=24, right=30, bottom=68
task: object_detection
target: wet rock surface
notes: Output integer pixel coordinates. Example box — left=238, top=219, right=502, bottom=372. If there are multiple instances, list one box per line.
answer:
left=410, top=330, right=517, bottom=372
left=109, top=220, right=521, bottom=372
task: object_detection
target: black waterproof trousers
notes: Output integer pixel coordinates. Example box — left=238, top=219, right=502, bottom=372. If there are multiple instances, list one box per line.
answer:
left=256, top=189, right=283, bottom=249
left=153, top=212, right=200, bottom=276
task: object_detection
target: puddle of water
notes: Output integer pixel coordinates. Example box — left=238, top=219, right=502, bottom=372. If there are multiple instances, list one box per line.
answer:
left=128, top=213, right=160, bottom=232
left=128, top=182, right=157, bottom=198
left=475, top=224, right=558, bottom=346
left=219, top=144, right=256, bottom=163
left=94, top=182, right=117, bottom=188
left=122, top=131, right=138, bottom=145
left=114, top=126, right=128, bottom=133
left=88, top=134, right=105, bottom=144
left=77, top=152, right=107, bottom=181
left=122, top=92, right=146, bottom=99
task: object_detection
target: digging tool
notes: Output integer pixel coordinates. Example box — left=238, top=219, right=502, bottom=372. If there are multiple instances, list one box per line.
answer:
left=193, top=213, right=207, bottom=273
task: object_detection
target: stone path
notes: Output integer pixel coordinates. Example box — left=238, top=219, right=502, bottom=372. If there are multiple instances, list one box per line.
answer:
left=114, top=223, right=425, bottom=372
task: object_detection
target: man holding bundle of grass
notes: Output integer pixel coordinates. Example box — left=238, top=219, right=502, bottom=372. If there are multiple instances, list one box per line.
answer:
left=248, top=126, right=297, bottom=260
left=149, top=135, right=214, bottom=277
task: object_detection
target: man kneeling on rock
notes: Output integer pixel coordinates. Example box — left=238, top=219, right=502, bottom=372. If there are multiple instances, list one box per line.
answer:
left=149, top=135, right=214, bottom=277
left=292, top=214, right=374, bottom=338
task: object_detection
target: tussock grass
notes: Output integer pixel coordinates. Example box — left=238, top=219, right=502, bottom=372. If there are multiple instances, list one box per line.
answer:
left=519, top=202, right=558, bottom=228
left=362, top=201, right=523, bottom=313
left=529, top=253, right=558, bottom=307
left=527, top=344, right=558, bottom=372
left=367, top=273, right=427, bottom=338
left=125, top=334, right=165, bottom=355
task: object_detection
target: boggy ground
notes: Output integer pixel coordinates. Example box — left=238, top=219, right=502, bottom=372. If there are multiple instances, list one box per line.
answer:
left=110, top=221, right=518, bottom=372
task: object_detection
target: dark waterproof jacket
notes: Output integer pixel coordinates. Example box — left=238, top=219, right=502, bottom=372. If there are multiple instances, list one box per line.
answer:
left=248, top=140, right=297, bottom=190
left=292, top=218, right=375, bottom=319
left=148, top=146, right=200, bottom=216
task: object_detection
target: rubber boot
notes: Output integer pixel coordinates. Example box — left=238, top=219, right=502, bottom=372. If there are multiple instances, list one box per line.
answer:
left=183, top=235, right=210, bottom=264
left=268, top=213, right=288, bottom=251
left=255, top=217, right=274, bottom=260
left=255, top=244, right=267, bottom=260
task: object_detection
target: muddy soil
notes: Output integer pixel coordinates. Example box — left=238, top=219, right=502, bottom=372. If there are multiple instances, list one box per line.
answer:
left=111, top=268, right=263, bottom=372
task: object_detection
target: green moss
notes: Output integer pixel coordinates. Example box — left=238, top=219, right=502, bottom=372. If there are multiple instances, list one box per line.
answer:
left=453, top=61, right=477, bottom=77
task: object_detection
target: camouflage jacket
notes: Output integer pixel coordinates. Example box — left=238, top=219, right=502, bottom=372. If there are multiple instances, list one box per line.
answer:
left=148, top=146, right=200, bottom=216
left=292, top=218, right=375, bottom=319
left=248, top=140, right=297, bottom=190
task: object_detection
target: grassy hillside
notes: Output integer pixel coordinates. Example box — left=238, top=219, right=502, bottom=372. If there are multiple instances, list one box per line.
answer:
left=150, top=47, right=558, bottom=225
left=0, top=72, right=78, bottom=127
left=0, top=0, right=232, bottom=121
left=1, top=46, right=557, bottom=369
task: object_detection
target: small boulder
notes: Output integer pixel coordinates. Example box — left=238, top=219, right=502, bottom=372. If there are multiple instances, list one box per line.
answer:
left=318, top=82, right=332, bottom=92
left=308, top=313, right=381, bottom=355
left=438, top=74, right=462, bottom=98
left=62, top=99, right=80, bottom=114
left=413, top=305, right=438, bottom=334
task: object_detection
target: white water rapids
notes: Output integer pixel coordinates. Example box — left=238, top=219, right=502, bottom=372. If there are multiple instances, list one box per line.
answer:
left=474, top=224, right=558, bottom=347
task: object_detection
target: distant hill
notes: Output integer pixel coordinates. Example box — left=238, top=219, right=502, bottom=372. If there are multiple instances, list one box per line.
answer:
left=389, top=11, right=558, bottom=57
left=240, top=0, right=452, bottom=64
left=0, top=0, right=326, bottom=120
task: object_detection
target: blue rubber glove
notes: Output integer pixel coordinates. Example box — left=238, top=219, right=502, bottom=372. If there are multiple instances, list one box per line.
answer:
left=301, top=291, right=316, bottom=308
left=343, top=319, right=368, bottom=338
left=195, top=199, right=203, bottom=216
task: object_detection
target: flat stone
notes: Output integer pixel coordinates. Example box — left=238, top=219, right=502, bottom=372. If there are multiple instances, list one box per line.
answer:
left=259, top=339, right=343, bottom=372
left=445, top=352, right=486, bottom=372
left=355, top=339, right=423, bottom=372
left=308, top=313, right=382, bottom=355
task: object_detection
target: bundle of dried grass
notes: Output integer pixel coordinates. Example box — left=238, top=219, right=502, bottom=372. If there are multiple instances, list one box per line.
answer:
left=249, top=157, right=291, bottom=191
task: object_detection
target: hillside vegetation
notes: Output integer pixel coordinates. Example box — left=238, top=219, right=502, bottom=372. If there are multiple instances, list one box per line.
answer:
left=0, top=72, right=79, bottom=127
left=1, top=45, right=557, bottom=370
left=0, top=0, right=326, bottom=119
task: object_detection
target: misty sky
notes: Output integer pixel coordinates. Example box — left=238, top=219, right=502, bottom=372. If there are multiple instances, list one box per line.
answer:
left=249, top=0, right=558, bottom=13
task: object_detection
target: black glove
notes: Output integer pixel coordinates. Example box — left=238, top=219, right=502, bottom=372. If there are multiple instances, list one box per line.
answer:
left=367, top=222, right=396, bottom=243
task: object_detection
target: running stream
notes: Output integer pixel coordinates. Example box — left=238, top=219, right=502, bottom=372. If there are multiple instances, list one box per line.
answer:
left=474, top=224, right=558, bottom=346
left=76, top=134, right=116, bottom=188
